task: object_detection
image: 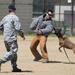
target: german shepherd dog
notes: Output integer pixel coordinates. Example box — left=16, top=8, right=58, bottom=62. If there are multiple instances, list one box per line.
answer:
left=53, top=27, right=75, bottom=54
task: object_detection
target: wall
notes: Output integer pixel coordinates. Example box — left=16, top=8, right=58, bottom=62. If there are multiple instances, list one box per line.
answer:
left=0, top=0, right=33, bottom=34
left=54, top=5, right=75, bottom=21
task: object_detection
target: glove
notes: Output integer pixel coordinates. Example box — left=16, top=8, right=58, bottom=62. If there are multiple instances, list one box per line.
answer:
left=33, top=29, right=39, bottom=34
left=33, top=29, right=43, bottom=35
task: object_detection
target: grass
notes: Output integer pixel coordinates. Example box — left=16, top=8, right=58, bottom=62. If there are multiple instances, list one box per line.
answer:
left=26, top=31, right=75, bottom=37
left=26, top=31, right=35, bottom=36
left=0, top=31, right=75, bottom=37
left=0, top=32, right=3, bottom=35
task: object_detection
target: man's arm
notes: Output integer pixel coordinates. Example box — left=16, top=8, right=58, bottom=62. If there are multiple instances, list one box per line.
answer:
left=40, top=21, right=53, bottom=35
left=30, top=15, right=43, bottom=31
left=14, top=18, right=25, bottom=40
left=0, top=20, right=4, bottom=31
left=30, top=18, right=39, bottom=30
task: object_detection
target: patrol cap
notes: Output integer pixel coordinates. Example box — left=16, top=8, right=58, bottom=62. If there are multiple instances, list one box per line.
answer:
left=8, top=4, right=16, bottom=10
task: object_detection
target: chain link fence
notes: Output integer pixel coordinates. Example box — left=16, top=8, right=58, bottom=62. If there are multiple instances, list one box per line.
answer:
left=33, top=0, right=75, bottom=35
left=0, top=0, right=75, bottom=35
left=0, top=0, right=33, bottom=34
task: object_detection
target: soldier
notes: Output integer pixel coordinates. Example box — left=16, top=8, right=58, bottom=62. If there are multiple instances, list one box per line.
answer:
left=0, top=4, right=25, bottom=72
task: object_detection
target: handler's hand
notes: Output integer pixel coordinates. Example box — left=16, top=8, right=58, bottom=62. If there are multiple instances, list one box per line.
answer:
left=38, top=30, right=42, bottom=35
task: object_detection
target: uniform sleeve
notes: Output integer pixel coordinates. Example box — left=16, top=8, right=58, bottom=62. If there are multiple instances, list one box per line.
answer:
left=14, top=17, right=25, bottom=38
left=40, top=21, right=53, bottom=35
left=14, top=18, right=21, bottom=30
left=0, top=18, right=4, bottom=31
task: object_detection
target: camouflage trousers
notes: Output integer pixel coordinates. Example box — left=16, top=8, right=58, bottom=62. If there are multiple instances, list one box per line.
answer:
left=1, top=40, right=18, bottom=67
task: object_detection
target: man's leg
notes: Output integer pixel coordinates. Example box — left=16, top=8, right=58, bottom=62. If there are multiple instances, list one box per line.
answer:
left=9, top=41, right=21, bottom=72
left=11, top=54, right=21, bottom=72
left=40, top=36, right=49, bottom=63
left=0, top=41, right=21, bottom=72
left=30, top=35, right=42, bottom=61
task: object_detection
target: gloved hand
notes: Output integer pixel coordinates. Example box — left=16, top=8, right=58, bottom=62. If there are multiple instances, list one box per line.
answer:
left=33, top=29, right=42, bottom=35
left=33, top=29, right=39, bottom=34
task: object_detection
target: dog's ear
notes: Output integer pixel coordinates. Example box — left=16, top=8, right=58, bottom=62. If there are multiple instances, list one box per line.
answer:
left=53, top=27, right=55, bottom=31
left=58, top=28, right=62, bottom=32
left=59, top=29, right=61, bottom=31
left=60, top=28, right=62, bottom=30
left=52, top=27, right=56, bottom=34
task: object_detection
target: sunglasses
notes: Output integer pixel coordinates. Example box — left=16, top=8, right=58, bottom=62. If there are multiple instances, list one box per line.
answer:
left=47, top=12, right=52, bottom=16
left=48, top=13, right=52, bottom=16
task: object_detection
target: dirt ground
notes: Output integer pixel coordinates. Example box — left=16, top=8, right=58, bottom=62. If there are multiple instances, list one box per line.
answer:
left=0, top=35, right=75, bottom=75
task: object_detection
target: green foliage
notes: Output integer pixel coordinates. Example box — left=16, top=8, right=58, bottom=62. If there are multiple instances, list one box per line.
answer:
left=0, top=32, right=3, bottom=35
left=26, top=31, right=34, bottom=36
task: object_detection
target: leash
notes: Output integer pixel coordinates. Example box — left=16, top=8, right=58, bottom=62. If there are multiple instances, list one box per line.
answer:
left=63, top=48, right=71, bottom=62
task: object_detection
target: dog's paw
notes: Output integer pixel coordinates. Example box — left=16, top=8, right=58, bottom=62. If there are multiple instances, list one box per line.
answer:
left=59, top=48, right=62, bottom=52
left=59, top=50, right=62, bottom=52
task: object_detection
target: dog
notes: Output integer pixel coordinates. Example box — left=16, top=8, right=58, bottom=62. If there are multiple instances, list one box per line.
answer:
left=53, top=27, right=75, bottom=54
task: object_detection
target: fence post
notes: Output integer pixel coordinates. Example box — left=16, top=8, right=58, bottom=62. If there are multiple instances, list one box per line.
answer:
left=59, top=0, right=61, bottom=28
left=12, top=0, right=15, bottom=5
left=43, top=0, right=45, bottom=13
left=71, top=0, right=74, bottom=36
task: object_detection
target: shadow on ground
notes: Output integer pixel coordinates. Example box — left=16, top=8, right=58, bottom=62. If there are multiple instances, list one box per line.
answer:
left=62, top=61, right=75, bottom=64
left=0, top=70, right=33, bottom=73
left=45, top=60, right=75, bottom=64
